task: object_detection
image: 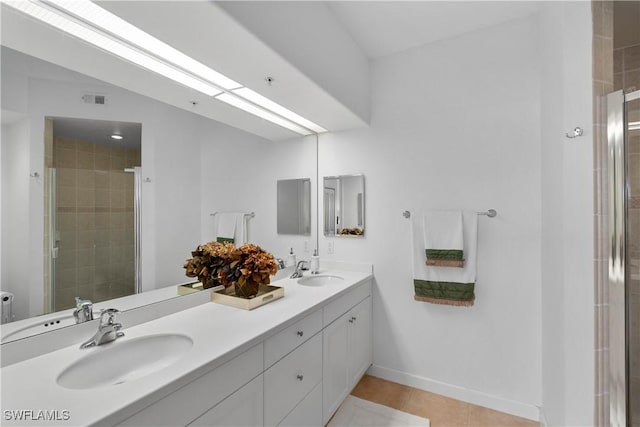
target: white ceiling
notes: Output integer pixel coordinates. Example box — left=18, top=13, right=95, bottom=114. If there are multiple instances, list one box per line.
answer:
left=326, top=1, right=541, bottom=59
left=1, top=1, right=543, bottom=141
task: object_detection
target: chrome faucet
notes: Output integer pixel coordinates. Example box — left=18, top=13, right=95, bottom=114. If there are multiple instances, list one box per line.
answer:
left=80, top=308, right=124, bottom=349
left=275, top=258, right=286, bottom=270
left=73, top=297, right=93, bottom=324
left=290, top=260, right=308, bottom=279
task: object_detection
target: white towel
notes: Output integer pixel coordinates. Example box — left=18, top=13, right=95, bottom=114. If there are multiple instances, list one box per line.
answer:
left=216, top=213, right=237, bottom=244
left=412, top=211, right=478, bottom=306
left=423, top=211, right=465, bottom=267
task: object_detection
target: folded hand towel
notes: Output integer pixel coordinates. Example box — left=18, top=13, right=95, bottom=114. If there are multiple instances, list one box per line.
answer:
left=216, top=213, right=237, bottom=244
left=423, top=210, right=464, bottom=267
left=412, top=211, right=478, bottom=306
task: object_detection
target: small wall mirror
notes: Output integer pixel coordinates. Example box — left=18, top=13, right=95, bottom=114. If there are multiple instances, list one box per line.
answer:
left=323, top=174, right=365, bottom=237
left=277, top=178, right=311, bottom=235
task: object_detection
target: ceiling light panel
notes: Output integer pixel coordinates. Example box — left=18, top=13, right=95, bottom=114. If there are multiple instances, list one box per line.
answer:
left=217, top=93, right=314, bottom=136
left=43, top=0, right=242, bottom=90
left=6, top=0, right=330, bottom=136
left=5, top=0, right=223, bottom=96
left=233, top=87, right=327, bottom=133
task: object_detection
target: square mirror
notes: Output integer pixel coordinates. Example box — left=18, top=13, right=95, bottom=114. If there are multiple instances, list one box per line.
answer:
left=323, top=174, right=364, bottom=237
left=277, top=178, right=311, bottom=235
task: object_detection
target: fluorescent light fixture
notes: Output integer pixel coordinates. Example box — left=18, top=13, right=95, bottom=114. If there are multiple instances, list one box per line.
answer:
left=233, top=88, right=327, bottom=133
left=111, top=134, right=123, bottom=140
left=5, top=0, right=222, bottom=96
left=5, top=0, right=329, bottom=136
left=217, top=93, right=314, bottom=136
left=629, top=121, right=640, bottom=131
left=43, top=0, right=242, bottom=90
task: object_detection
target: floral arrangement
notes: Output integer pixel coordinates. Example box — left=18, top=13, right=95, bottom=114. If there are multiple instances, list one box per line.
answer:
left=184, top=242, right=278, bottom=298
left=338, top=227, right=364, bottom=236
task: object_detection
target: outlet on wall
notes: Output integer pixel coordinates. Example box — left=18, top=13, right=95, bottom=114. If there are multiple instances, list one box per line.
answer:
left=328, top=240, right=335, bottom=254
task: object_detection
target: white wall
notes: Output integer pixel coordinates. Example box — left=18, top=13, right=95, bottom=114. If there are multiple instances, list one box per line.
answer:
left=539, top=3, right=594, bottom=426
left=1, top=118, right=32, bottom=318
left=316, top=16, right=543, bottom=419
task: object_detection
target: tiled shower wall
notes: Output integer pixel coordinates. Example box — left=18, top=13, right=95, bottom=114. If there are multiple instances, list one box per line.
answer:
left=52, top=137, right=140, bottom=311
left=593, top=2, right=613, bottom=425
left=614, top=43, right=640, bottom=93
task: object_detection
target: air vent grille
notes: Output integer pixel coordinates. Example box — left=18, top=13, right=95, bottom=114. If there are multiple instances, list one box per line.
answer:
left=82, top=94, right=107, bottom=105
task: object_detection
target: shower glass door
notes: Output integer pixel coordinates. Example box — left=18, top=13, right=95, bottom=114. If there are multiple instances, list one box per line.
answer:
left=609, top=89, right=640, bottom=427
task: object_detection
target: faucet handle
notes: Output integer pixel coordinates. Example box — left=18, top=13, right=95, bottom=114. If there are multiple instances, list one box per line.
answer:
left=99, top=308, right=120, bottom=326
left=73, top=297, right=93, bottom=323
left=75, top=296, right=92, bottom=309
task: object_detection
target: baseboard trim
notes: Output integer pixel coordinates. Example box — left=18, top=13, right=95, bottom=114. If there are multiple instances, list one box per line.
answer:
left=367, top=364, right=540, bottom=422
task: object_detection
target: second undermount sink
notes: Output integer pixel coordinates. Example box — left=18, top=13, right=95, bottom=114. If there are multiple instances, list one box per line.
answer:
left=297, top=275, right=344, bottom=287
left=57, top=334, right=193, bottom=390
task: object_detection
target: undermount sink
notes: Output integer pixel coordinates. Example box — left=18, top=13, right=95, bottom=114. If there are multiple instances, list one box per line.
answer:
left=297, top=275, right=344, bottom=287
left=57, top=334, right=193, bottom=390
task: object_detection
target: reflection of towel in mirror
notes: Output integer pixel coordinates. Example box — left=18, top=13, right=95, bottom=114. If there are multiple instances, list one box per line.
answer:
left=412, top=211, right=477, bottom=306
left=216, top=214, right=237, bottom=244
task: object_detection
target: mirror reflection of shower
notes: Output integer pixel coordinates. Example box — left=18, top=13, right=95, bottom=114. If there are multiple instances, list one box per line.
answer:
left=45, top=117, right=141, bottom=313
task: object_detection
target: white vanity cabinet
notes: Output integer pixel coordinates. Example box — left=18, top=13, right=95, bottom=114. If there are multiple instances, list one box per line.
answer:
left=113, top=277, right=372, bottom=427
left=117, top=344, right=263, bottom=427
left=264, top=332, right=322, bottom=426
left=322, top=296, right=372, bottom=424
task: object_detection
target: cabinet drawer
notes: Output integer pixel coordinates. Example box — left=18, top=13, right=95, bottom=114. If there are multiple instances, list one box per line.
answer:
left=118, top=343, right=263, bottom=427
left=323, top=280, right=371, bottom=327
left=189, top=375, right=263, bottom=426
left=264, top=332, right=322, bottom=426
left=278, top=381, right=322, bottom=427
left=264, top=309, right=322, bottom=368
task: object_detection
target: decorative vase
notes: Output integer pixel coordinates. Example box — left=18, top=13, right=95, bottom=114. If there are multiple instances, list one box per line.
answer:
left=234, top=280, right=260, bottom=298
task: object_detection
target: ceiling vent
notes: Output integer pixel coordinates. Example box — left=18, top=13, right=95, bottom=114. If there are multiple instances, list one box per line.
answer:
left=82, top=94, right=107, bottom=105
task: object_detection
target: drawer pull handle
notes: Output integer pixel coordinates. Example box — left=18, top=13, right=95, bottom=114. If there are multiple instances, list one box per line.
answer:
left=297, top=374, right=304, bottom=381
left=297, top=331, right=304, bottom=337
left=351, top=316, right=357, bottom=322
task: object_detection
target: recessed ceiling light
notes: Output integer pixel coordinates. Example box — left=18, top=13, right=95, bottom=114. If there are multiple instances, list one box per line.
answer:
left=111, top=134, right=124, bottom=140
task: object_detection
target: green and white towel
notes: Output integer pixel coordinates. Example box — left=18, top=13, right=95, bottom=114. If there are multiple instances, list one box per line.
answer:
left=216, top=213, right=237, bottom=244
left=423, top=210, right=464, bottom=267
left=412, top=210, right=478, bottom=306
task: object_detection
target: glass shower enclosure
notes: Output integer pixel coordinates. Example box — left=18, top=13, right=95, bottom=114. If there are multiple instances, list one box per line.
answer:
left=608, top=88, right=640, bottom=427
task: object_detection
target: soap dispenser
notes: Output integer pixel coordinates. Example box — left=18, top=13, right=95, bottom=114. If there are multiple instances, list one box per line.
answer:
left=310, top=249, right=320, bottom=274
left=287, top=248, right=297, bottom=268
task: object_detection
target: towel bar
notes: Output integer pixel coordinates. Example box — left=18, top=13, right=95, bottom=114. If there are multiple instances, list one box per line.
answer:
left=402, top=209, right=497, bottom=219
left=210, top=211, right=256, bottom=218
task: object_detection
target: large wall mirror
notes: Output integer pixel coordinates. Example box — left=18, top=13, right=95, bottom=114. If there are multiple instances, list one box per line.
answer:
left=0, top=44, right=318, bottom=344
left=277, top=178, right=311, bottom=235
left=323, top=174, right=365, bottom=237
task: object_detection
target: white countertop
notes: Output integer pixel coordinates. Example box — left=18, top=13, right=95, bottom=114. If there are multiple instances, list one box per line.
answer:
left=0, top=268, right=372, bottom=427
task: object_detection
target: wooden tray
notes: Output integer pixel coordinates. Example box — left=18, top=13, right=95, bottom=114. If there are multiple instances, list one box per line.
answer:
left=177, top=281, right=204, bottom=295
left=210, top=285, right=284, bottom=310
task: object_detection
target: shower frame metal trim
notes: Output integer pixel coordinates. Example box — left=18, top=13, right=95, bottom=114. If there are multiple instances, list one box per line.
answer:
left=607, top=88, right=640, bottom=427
